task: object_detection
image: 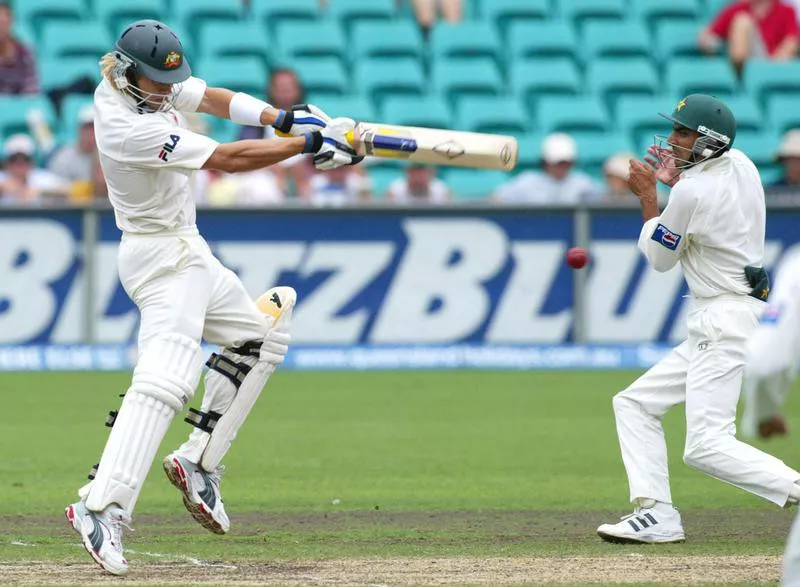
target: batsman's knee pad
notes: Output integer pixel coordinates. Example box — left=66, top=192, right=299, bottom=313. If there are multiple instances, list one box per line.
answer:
left=85, top=333, right=204, bottom=514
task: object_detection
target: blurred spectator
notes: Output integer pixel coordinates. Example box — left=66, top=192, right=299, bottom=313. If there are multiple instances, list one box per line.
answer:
left=493, top=133, right=602, bottom=205
left=771, top=129, right=800, bottom=189
left=603, top=152, right=637, bottom=201
left=194, top=169, right=285, bottom=207
left=699, top=0, right=799, bottom=77
left=411, top=0, right=462, bottom=39
left=48, top=105, right=101, bottom=202
left=309, top=166, right=372, bottom=207
left=0, top=134, right=69, bottom=204
left=387, top=164, right=450, bottom=204
left=0, top=1, right=38, bottom=94
left=239, top=68, right=315, bottom=198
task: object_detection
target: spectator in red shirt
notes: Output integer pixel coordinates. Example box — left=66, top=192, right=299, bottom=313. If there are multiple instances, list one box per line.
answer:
left=0, top=1, right=38, bottom=94
left=700, top=0, right=799, bottom=76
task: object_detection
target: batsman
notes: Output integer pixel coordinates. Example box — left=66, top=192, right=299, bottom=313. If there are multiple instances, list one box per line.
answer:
left=64, top=20, right=361, bottom=575
left=597, top=94, right=800, bottom=544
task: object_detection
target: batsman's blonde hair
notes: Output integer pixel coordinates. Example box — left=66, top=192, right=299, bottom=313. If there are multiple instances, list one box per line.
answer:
left=99, top=52, right=123, bottom=89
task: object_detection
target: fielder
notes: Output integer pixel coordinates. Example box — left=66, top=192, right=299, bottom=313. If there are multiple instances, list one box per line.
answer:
left=64, top=20, right=361, bottom=575
left=741, top=249, right=800, bottom=439
left=597, top=94, right=800, bottom=544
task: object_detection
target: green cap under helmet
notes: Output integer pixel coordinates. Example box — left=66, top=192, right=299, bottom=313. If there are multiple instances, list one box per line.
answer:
left=115, top=20, right=191, bottom=85
left=660, top=94, right=737, bottom=152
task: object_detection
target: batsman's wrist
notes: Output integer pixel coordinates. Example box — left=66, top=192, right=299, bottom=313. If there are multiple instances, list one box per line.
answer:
left=273, top=109, right=294, bottom=134
left=303, top=131, right=323, bottom=153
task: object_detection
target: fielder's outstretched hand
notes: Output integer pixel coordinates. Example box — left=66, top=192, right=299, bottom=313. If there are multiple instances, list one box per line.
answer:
left=314, top=117, right=364, bottom=170
left=645, top=146, right=682, bottom=187
left=273, top=104, right=331, bottom=136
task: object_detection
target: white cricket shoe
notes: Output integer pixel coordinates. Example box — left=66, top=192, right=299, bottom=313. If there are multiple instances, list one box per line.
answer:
left=163, top=453, right=230, bottom=534
left=597, top=502, right=685, bottom=544
left=65, top=500, right=131, bottom=575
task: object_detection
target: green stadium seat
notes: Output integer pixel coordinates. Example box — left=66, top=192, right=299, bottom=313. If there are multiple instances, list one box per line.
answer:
left=58, top=94, right=94, bottom=142
left=430, top=22, right=502, bottom=66
left=195, top=56, right=267, bottom=96
left=573, top=131, right=634, bottom=166
left=41, top=21, right=113, bottom=58
left=13, top=22, right=36, bottom=47
left=744, top=60, right=800, bottom=108
left=356, top=58, right=426, bottom=105
left=292, top=57, right=350, bottom=96
left=432, top=58, right=504, bottom=104
left=352, top=21, right=424, bottom=61
left=443, top=168, right=507, bottom=199
left=588, top=58, right=660, bottom=113
left=734, top=130, right=781, bottom=169
left=516, top=133, right=544, bottom=169
left=173, top=0, right=242, bottom=44
left=455, top=96, right=530, bottom=135
left=96, top=0, right=165, bottom=37
left=509, top=20, right=577, bottom=62
left=702, top=0, right=730, bottom=19
left=583, top=19, right=651, bottom=61
left=480, top=0, right=550, bottom=32
left=15, top=0, right=85, bottom=37
left=276, top=21, right=346, bottom=64
left=250, top=0, right=320, bottom=33
left=633, top=0, right=699, bottom=29
left=325, top=0, right=395, bottom=31
left=722, top=95, right=763, bottom=133
left=0, top=96, right=57, bottom=139
left=197, top=21, right=270, bottom=62
left=38, top=57, right=101, bottom=93
left=309, top=95, right=376, bottom=123
left=767, top=95, right=800, bottom=134
left=657, top=21, right=706, bottom=62
left=537, top=96, right=609, bottom=134
left=510, top=58, right=582, bottom=113
left=615, top=94, right=679, bottom=146
left=381, top=95, right=453, bottom=129
left=558, top=0, right=626, bottom=28
left=666, top=57, right=739, bottom=98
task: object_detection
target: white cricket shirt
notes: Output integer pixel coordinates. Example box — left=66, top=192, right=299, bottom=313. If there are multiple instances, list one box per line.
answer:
left=94, top=77, right=219, bottom=234
left=638, top=149, right=766, bottom=299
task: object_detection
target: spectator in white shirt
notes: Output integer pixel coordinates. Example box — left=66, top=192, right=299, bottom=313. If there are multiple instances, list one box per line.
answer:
left=387, top=163, right=450, bottom=204
left=309, top=166, right=372, bottom=207
left=0, top=133, right=69, bottom=204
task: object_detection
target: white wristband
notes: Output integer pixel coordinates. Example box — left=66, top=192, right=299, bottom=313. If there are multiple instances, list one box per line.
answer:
left=229, top=92, right=272, bottom=126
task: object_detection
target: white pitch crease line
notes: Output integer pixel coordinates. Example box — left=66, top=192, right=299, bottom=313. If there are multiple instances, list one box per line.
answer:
left=125, top=548, right=238, bottom=569
left=10, top=540, right=36, bottom=546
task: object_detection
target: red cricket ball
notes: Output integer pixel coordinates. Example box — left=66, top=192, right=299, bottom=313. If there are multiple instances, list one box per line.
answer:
left=566, top=247, right=588, bottom=269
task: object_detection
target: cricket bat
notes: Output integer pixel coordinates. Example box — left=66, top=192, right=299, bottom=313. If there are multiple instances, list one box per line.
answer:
left=345, top=123, right=518, bottom=171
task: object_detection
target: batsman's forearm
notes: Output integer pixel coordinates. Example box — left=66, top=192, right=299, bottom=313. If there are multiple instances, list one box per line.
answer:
left=204, top=138, right=307, bottom=173
left=201, top=86, right=280, bottom=126
left=640, top=197, right=660, bottom=222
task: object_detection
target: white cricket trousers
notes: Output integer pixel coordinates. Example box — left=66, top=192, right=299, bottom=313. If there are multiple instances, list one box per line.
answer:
left=613, top=294, right=799, bottom=507
left=118, top=226, right=268, bottom=352
left=783, top=511, right=800, bottom=586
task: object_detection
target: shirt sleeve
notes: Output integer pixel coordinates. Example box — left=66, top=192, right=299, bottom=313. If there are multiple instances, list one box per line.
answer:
left=637, top=181, right=699, bottom=273
left=121, top=118, right=219, bottom=170
left=171, top=76, right=207, bottom=113
left=709, top=3, right=739, bottom=38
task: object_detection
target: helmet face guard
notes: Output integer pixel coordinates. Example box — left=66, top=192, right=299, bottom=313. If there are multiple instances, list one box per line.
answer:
left=112, top=51, right=184, bottom=112
left=652, top=130, right=730, bottom=170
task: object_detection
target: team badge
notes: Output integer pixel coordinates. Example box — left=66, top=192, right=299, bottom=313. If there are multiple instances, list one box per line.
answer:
left=676, top=98, right=687, bottom=111
left=164, top=51, right=182, bottom=69
left=651, top=223, right=682, bottom=251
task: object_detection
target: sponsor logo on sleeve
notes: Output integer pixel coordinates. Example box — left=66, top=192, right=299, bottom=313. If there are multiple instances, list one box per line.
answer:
left=158, top=134, right=181, bottom=162
left=760, top=304, right=783, bottom=325
left=651, top=223, right=682, bottom=251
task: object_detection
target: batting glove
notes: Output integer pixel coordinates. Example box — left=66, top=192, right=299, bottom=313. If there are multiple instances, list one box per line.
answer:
left=273, top=104, right=330, bottom=137
left=313, top=117, right=364, bottom=170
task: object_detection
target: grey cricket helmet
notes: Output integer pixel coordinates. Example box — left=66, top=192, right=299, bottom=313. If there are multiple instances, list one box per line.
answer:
left=115, top=20, right=191, bottom=84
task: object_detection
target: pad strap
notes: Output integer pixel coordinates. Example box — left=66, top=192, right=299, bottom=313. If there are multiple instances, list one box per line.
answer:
left=185, top=407, right=223, bottom=434
left=206, top=352, right=253, bottom=387
left=229, top=341, right=262, bottom=358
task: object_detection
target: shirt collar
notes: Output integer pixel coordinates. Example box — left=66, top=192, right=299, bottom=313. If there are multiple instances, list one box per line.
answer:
left=683, top=151, right=729, bottom=178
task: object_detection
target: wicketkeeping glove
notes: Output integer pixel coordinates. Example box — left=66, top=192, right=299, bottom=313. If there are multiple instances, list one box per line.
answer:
left=313, top=117, right=364, bottom=170
left=273, top=104, right=330, bottom=137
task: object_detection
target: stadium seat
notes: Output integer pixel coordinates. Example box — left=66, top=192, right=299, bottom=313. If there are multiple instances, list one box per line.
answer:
left=666, top=57, right=739, bottom=98
left=455, top=96, right=530, bottom=135
left=250, top=0, right=320, bottom=33
left=58, top=94, right=94, bottom=142
left=430, top=22, right=502, bottom=67
left=352, top=21, right=424, bottom=62
left=509, top=20, right=577, bottom=62
left=96, top=0, right=165, bottom=36
left=195, top=56, right=267, bottom=96
left=515, top=133, right=544, bottom=169
left=587, top=58, right=660, bottom=113
left=744, top=60, right=800, bottom=108
left=583, top=20, right=651, bottom=61
left=41, top=21, right=113, bottom=59
left=558, top=0, right=626, bottom=28
left=657, top=21, right=706, bottom=62
left=442, top=168, right=507, bottom=199
left=325, top=0, right=395, bottom=32
left=276, top=21, right=346, bottom=64
left=574, top=131, right=634, bottom=177
left=767, top=95, right=800, bottom=134
left=721, top=95, right=763, bottom=133
left=38, top=57, right=101, bottom=93
left=537, top=96, right=609, bottom=134
left=292, top=57, right=350, bottom=96
left=510, top=58, right=582, bottom=114
left=13, top=22, right=36, bottom=47
left=15, top=0, right=84, bottom=37
left=481, top=0, right=550, bottom=33
left=309, top=95, right=376, bottom=123
left=633, top=0, right=700, bottom=29
left=432, top=58, right=504, bottom=104
left=381, top=95, right=453, bottom=129
left=703, top=0, right=730, bottom=19
left=370, top=166, right=404, bottom=198
left=356, top=58, right=426, bottom=105
left=0, top=95, right=57, bottom=140
left=734, top=130, right=781, bottom=170
left=173, top=0, right=243, bottom=44
left=615, top=95, right=679, bottom=146
left=197, top=21, right=270, bottom=62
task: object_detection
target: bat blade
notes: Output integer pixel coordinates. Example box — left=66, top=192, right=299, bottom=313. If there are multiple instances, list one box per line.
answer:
left=346, top=123, right=518, bottom=171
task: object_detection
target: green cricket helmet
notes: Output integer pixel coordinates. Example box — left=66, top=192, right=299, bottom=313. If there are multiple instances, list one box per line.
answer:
left=655, top=94, right=737, bottom=169
left=115, top=20, right=191, bottom=84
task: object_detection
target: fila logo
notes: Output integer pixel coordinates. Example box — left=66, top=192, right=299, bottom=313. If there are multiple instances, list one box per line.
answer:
left=651, top=223, right=682, bottom=251
left=158, top=134, right=181, bottom=162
